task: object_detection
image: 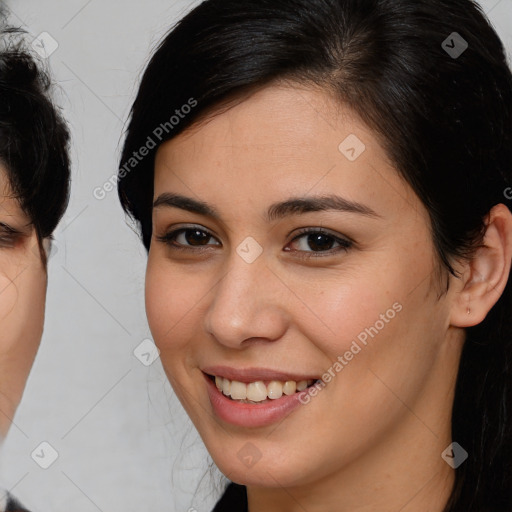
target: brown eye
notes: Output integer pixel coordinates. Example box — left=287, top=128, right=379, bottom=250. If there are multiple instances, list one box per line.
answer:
left=157, top=226, right=221, bottom=250
left=179, top=228, right=214, bottom=246
left=298, top=232, right=336, bottom=251
left=287, top=228, right=353, bottom=258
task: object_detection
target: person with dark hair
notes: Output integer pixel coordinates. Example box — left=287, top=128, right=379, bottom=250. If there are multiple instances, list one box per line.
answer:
left=0, top=13, right=70, bottom=512
left=118, top=1, right=512, bottom=510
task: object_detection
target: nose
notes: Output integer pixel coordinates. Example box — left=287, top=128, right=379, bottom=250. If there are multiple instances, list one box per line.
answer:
left=203, top=248, right=289, bottom=349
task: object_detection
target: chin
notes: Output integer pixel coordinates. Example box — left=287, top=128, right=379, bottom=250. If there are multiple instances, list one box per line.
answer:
left=209, top=443, right=312, bottom=488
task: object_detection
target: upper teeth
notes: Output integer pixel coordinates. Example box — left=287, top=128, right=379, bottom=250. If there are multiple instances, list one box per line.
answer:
left=214, top=376, right=314, bottom=402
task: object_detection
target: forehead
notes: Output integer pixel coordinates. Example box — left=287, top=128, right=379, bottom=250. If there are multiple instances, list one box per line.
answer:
left=153, top=84, right=419, bottom=220
left=158, top=84, right=368, bottom=158
left=0, top=164, right=10, bottom=194
left=0, top=164, right=14, bottom=210
left=0, top=163, right=29, bottom=224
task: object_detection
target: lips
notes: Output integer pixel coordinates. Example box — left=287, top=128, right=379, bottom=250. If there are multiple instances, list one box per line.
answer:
left=202, top=366, right=320, bottom=402
left=201, top=366, right=322, bottom=427
left=202, top=365, right=320, bottom=384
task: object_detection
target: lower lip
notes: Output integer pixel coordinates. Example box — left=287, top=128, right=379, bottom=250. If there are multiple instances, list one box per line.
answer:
left=204, top=373, right=307, bottom=428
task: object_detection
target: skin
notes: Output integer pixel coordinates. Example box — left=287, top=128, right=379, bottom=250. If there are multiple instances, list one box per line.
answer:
left=146, top=83, right=512, bottom=512
left=0, top=165, right=47, bottom=440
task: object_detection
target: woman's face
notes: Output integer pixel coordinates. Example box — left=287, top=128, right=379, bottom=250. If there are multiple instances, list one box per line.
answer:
left=147, top=84, right=463, bottom=490
left=0, top=166, right=47, bottom=438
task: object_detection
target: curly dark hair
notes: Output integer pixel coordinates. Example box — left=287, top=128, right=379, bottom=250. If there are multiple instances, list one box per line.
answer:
left=0, top=12, right=70, bottom=261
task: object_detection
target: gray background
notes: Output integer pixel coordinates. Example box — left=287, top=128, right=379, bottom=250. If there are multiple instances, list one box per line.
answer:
left=0, top=1, right=510, bottom=511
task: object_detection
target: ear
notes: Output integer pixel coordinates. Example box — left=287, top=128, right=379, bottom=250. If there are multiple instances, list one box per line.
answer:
left=451, top=203, right=512, bottom=328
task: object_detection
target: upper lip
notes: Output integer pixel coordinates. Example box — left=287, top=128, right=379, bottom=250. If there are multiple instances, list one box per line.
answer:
left=202, top=365, right=320, bottom=383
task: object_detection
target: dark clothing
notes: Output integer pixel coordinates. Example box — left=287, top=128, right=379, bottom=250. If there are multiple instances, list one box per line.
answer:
left=212, top=482, right=248, bottom=512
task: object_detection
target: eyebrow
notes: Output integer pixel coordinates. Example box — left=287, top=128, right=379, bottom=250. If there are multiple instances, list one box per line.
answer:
left=153, top=192, right=380, bottom=222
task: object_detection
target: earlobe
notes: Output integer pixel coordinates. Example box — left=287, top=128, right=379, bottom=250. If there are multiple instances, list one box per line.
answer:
left=451, top=203, right=512, bottom=328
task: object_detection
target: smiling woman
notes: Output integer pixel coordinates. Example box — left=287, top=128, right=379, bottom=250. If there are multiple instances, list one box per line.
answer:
left=0, top=15, right=70, bottom=512
left=117, top=1, right=512, bottom=511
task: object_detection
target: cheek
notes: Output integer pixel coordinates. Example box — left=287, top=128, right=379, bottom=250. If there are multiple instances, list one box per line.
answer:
left=286, top=253, right=444, bottom=410
left=277, top=262, right=402, bottom=362
left=0, top=263, right=46, bottom=348
left=145, top=256, right=206, bottom=355
left=0, top=273, right=18, bottom=321
left=0, top=262, right=46, bottom=434
left=293, top=246, right=436, bottom=354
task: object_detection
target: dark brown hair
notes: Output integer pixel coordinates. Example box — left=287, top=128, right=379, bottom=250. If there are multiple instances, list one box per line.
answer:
left=0, top=17, right=70, bottom=260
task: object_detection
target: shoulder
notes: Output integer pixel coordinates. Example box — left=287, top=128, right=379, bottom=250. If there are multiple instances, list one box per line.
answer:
left=211, top=482, right=247, bottom=512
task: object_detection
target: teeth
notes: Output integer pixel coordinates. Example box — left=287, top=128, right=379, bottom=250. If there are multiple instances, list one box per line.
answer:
left=222, top=378, right=231, bottom=396
left=296, top=380, right=308, bottom=391
left=247, top=381, right=268, bottom=401
left=230, top=380, right=247, bottom=400
left=282, top=380, right=296, bottom=396
left=267, top=381, right=283, bottom=399
left=213, top=376, right=315, bottom=402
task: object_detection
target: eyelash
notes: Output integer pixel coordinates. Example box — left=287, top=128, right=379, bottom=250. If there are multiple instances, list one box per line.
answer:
left=0, top=223, right=21, bottom=248
left=156, top=225, right=353, bottom=259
